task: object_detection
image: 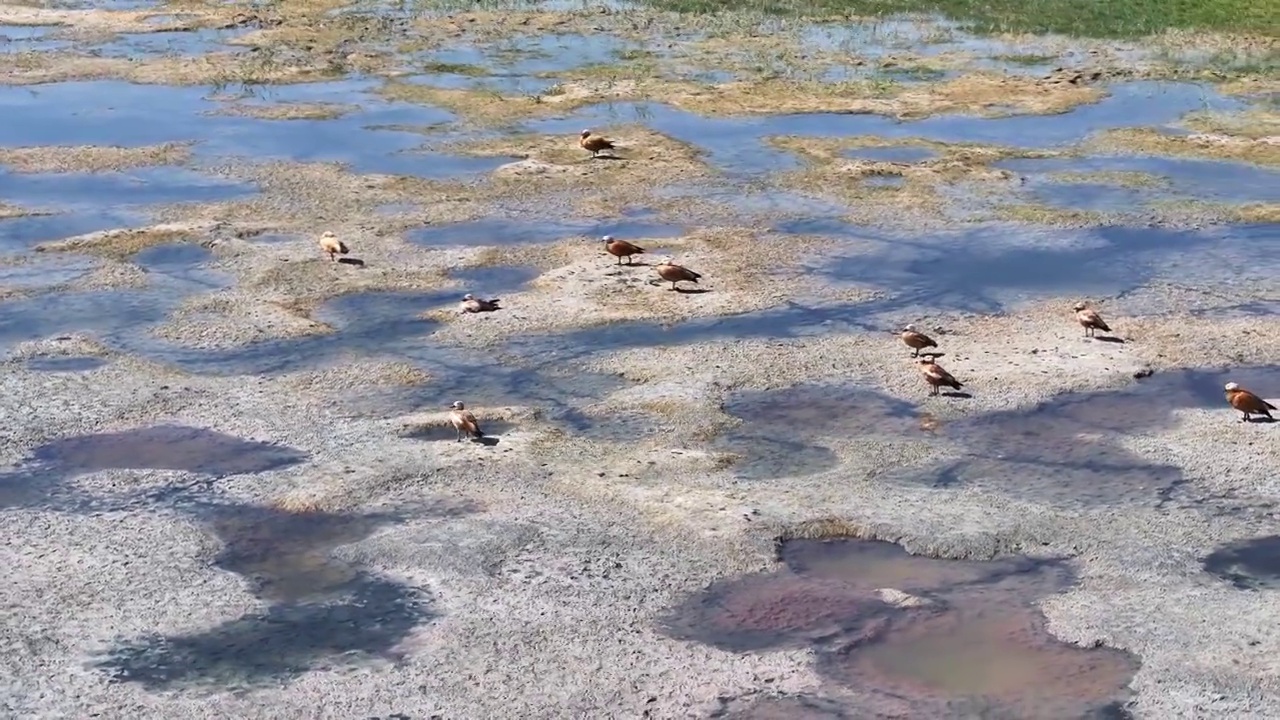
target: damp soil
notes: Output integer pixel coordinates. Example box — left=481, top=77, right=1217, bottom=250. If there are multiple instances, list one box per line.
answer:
left=663, top=537, right=1139, bottom=718
left=409, top=212, right=682, bottom=248
left=24, top=355, right=108, bottom=372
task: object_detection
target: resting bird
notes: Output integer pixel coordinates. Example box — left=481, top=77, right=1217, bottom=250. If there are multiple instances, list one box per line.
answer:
left=655, top=258, right=702, bottom=291
left=919, top=358, right=963, bottom=396
left=448, top=401, right=485, bottom=442
left=602, top=235, right=645, bottom=265
left=1073, top=302, right=1111, bottom=338
left=318, top=231, right=348, bottom=262
left=1224, top=382, right=1276, bottom=422
left=901, top=324, right=938, bottom=357
left=460, top=294, right=501, bottom=313
left=579, top=129, right=615, bottom=158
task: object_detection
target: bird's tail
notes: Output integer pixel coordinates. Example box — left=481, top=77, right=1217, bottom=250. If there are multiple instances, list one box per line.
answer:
left=1097, top=321, right=1111, bottom=332
left=1266, top=400, right=1277, bottom=411
left=473, top=428, right=486, bottom=438
left=337, top=242, right=349, bottom=254
left=951, top=379, right=964, bottom=389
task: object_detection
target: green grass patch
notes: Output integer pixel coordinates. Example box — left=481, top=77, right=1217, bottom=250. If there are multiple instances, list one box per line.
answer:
left=638, top=0, right=1280, bottom=38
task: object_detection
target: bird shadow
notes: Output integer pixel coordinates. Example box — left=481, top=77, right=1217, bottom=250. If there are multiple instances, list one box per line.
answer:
left=473, top=436, right=501, bottom=447
left=940, top=391, right=974, bottom=399
left=590, top=154, right=626, bottom=161
left=337, top=257, right=366, bottom=267
left=1092, top=335, right=1126, bottom=344
left=673, top=287, right=711, bottom=294
left=1243, top=416, right=1277, bottom=424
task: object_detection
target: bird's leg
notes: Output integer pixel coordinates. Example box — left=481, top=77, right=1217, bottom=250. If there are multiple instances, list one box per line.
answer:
left=912, top=348, right=919, bottom=358
left=626, top=256, right=633, bottom=265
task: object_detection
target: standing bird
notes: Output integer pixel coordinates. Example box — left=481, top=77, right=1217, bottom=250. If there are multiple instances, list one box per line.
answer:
left=579, top=129, right=616, bottom=158
left=1224, top=382, right=1276, bottom=422
left=901, top=324, right=938, bottom=357
left=460, top=293, right=501, bottom=313
left=447, top=401, right=485, bottom=442
left=655, top=258, right=702, bottom=291
left=1073, top=302, right=1111, bottom=338
left=318, top=230, right=348, bottom=262
left=602, top=235, right=645, bottom=265
left=919, top=358, right=964, bottom=396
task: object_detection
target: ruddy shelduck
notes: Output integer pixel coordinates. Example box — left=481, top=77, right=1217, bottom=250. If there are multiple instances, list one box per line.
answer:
left=919, top=358, right=964, bottom=396
left=901, top=324, right=938, bottom=357
left=460, top=293, right=501, bottom=313
left=318, top=230, right=348, bottom=262
left=579, top=129, right=615, bottom=158
left=602, top=235, right=645, bottom=265
left=655, top=258, right=702, bottom=291
left=448, top=401, right=485, bottom=442
left=1224, top=382, right=1276, bottom=422
left=1073, top=302, right=1111, bottom=338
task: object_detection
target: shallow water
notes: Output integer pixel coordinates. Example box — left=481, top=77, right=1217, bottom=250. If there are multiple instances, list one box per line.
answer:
left=24, top=355, right=108, bottom=372
left=663, top=538, right=1137, bottom=716
left=409, top=212, right=682, bottom=248
left=997, top=155, right=1280, bottom=212
left=716, top=384, right=926, bottom=480
left=1203, top=535, right=1280, bottom=590
left=93, top=577, right=431, bottom=690
left=0, top=165, right=254, bottom=215
left=804, top=222, right=1280, bottom=316
left=0, top=425, right=309, bottom=511
left=424, top=32, right=641, bottom=77
left=526, top=82, right=1241, bottom=175
left=0, top=80, right=488, bottom=177
left=889, top=365, right=1280, bottom=505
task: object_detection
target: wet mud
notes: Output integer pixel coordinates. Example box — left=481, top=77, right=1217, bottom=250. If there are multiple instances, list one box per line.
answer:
left=24, top=355, right=108, bottom=372
left=663, top=538, right=1138, bottom=718
left=409, top=213, right=681, bottom=248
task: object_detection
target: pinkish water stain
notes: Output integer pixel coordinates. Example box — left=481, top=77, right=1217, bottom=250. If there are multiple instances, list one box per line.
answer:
left=663, top=538, right=1138, bottom=717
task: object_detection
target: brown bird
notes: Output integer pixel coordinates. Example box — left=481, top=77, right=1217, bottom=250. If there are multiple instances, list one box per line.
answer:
left=318, top=230, right=348, bottom=262
left=1073, top=302, right=1111, bottom=337
left=1224, top=382, right=1276, bottom=422
left=901, top=323, right=938, bottom=357
left=919, top=358, right=964, bottom=396
left=602, top=234, right=645, bottom=265
left=447, top=401, right=485, bottom=442
left=460, top=293, right=501, bottom=313
left=579, top=129, right=615, bottom=158
left=654, top=257, right=702, bottom=291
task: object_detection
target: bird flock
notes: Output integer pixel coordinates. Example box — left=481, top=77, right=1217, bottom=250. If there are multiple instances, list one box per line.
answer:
left=317, top=129, right=1275, bottom=442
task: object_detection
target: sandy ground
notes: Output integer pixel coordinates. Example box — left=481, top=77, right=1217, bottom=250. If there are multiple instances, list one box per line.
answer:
left=2, top=3, right=1280, bottom=719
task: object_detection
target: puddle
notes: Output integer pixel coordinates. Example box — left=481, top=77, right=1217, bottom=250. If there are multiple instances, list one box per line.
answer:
left=997, top=155, right=1280, bottom=212
left=0, top=80, right=483, bottom=178
left=130, top=242, right=230, bottom=289
left=0, top=166, right=253, bottom=208
left=805, top=222, right=1280, bottom=316
left=1203, top=535, right=1280, bottom=590
left=93, top=577, right=431, bottom=690
left=844, top=146, right=939, bottom=163
left=448, top=264, right=540, bottom=295
left=525, top=82, right=1241, bottom=175
left=716, top=384, right=925, bottom=480
left=87, top=28, right=246, bottom=59
left=662, top=537, right=1138, bottom=717
left=0, top=290, right=186, bottom=353
left=0, top=25, right=74, bottom=52
left=891, top=365, right=1280, bottom=505
left=24, top=355, right=108, bottom=372
left=0, top=425, right=308, bottom=511
left=0, top=210, right=147, bottom=253
left=408, top=213, right=681, bottom=248
left=0, top=255, right=95, bottom=288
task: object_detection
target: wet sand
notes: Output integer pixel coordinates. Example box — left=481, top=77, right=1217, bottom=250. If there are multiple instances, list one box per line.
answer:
left=1, top=2, right=1280, bottom=719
